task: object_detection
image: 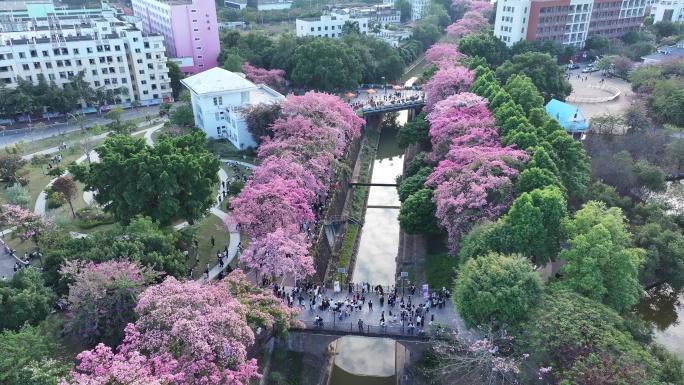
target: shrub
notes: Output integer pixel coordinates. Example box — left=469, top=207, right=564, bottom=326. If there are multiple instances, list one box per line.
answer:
left=46, top=166, right=65, bottom=177
left=228, top=180, right=245, bottom=195
left=76, top=205, right=115, bottom=229
left=30, top=154, right=49, bottom=166
left=5, top=185, right=30, bottom=208
left=43, top=186, right=63, bottom=209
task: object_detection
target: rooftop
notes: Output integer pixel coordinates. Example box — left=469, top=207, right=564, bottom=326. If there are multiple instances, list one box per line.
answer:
left=641, top=43, right=684, bottom=62
left=545, top=99, right=588, bottom=132
left=181, top=67, right=259, bottom=95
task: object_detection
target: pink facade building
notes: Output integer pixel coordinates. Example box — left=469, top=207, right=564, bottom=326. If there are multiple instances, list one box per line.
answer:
left=131, top=0, right=220, bottom=75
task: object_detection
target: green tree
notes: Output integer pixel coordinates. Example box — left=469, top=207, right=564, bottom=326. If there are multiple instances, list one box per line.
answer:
left=518, top=288, right=659, bottom=382
left=397, top=112, right=430, bottom=149
left=457, top=32, right=510, bottom=68
left=515, top=167, right=564, bottom=196
left=291, top=39, right=362, bottom=91
left=70, top=132, right=220, bottom=226
left=5, top=185, right=30, bottom=208
left=457, top=221, right=505, bottom=265
left=0, top=268, right=56, bottom=332
left=584, top=35, right=612, bottom=54
left=559, top=201, right=644, bottom=311
left=412, top=16, right=442, bottom=49
left=496, top=52, right=572, bottom=102
left=342, top=20, right=360, bottom=35
left=503, top=74, right=544, bottom=115
left=398, top=189, right=439, bottom=235
left=455, top=253, right=542, bottom=329
left=0, top=153, right=27, bottom=182
left=0, top=320, right=71, bottom=385
left=104, top=106, right=135, bottom=135
left=221, top=51, right=245, bottom=72
left=648, top=79, right=684, bottom=126
left=666, top=138, right=684, bottom=171
left=169, top=104, right=195, bottom=128
left=546, top=130, right=591, bottom=202
left=397, top=167, right=432, bottom=202
left=166, top=60, right=184, bottom=99
left=503, top=186, right=567, bottom=265
left=395, top=0, right=412, bottom=22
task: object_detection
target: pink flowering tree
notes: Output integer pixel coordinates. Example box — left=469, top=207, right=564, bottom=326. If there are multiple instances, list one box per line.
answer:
left=425, top=43, right=467, bottom=68
left=451, top=0, right=493, bottom=16
left=240, top=227, right=315, bottom=283
left=222, top=270, right=303, bottom=335
left=251, top=155, right=326, bottom=199
left=427, top=146, right=528, bottom=253
left=60, top=260, right=160, bottom=347
left=242, top=62, right=286, bottom=92
left=423, top=65, right=475, bottom=111
left=1, top=204, right=54, bottom=242
left=66, top=272, right=299, bottom=385
left=228, top=175, right=315, bottom=239
left=427, top=102, right=498, bottom=161
left=445, top=10, right=490, bottom=37
left=280, top=92, right=365, bottom=141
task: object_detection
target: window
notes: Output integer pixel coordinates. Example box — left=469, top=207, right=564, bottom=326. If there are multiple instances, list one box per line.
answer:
left=196, top=46, right=202, bottom=50
left=65, top=60, right=71, bottom=66
left=117, top=57, right=123, bottom=62
left=59, top=72, right=67, bottom=79
left=325, top=26, right=328, bottom=30
left=199, top=64, right=204, bottom=68
left=191, top=9, right=197, bottom=12
left=48, top=74, right=55, bottom=80
left=193, top=28, right=199, bottom=32
left=133, top=38, right=139, bottom=42
left=46, top=62, right=53, bottom=69
left=115, top=45, right=121, bottom=51
left=76, top=60, right=82, bottom=66
left=141, top=80, right=147, bottom=85
left=215, top=112, right=220, bottom=120
left=92, top=70, right=98, bottom=75
left=42, top=50, right=49, bottom=57
left=30, top=50, right=37, bottom=57
left=143, top=90, right=149, bottom=95
left=22, top=64, right=29, bottom=70
left=192, top=19, right=198, bottom=22
left=102, top=68, right=109, bottom=74
left=87, top=47, right=93, bottom=53
left=194, top=37, right=200, bottom=41
left=73, top=48, right=79, bottom=55
left=139, top=70, right=145, bottom=74
left=89, top=59, right=95, bottom=65
left=94, top=81, right=100, bottom=86
left=311, top=27, right=314, bottom=31
left=26, top=75, right=32, bottom=81
left=318, top=27, right=321, bottom=31
left=120, top=67, right=125, bottom=73
left=104, top=79, right=111, bottom=85
left=213, top=96, right=223, bottom=106
left=19, top=52, right=26, bottom=59
left=137, top=59, right=143, bottom=64
left=197, top=55, right=203, bottom=59
left=121, top=78, right=127, bottom=84
left=33, top=62, right=40, bottom=69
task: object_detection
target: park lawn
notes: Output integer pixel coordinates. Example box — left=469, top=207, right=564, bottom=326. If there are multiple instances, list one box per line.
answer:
left=185, top=214, right=230, bottom=276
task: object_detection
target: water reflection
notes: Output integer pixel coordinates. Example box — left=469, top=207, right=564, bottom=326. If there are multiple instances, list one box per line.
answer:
left=634, top=284, right=684, bottom=358
left=353, top=208, right=400, bottom=285
left=332, top=336, right=396, bottom=377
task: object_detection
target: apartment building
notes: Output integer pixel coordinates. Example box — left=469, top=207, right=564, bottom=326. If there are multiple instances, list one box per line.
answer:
left=326, top=4, right=402, bottom=25
left=296, top=13, right=370, bottom=38
left=131, top=0, right=219, bottom=75
left=382, top=0, right=431, bottom=20
left=495, top=0, right=649, bottom=48
left=650, top=0, right=684, bottom=22
left=0, top=1, right=171, bottom=104
left=223, top=0, right=293, bottom=11
left=181, top=67, right=285, bottom=148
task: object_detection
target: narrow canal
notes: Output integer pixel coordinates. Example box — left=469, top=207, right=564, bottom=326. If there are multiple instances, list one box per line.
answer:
left=351, top=112, right=406, bottom=287
left=328, top=337, right=402, bottom=385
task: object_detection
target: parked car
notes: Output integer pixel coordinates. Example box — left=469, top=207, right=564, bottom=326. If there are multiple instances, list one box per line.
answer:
left=581, top=67, right=600, bottom=73
left=567, top=64, right=580, bottom=70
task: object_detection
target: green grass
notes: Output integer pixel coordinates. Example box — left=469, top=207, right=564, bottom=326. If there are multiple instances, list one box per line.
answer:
left=424, top=252, right=459, bottom=289
left=186, top=214, right=229, bottom=275
left=337, top=223, right=357, bottom=280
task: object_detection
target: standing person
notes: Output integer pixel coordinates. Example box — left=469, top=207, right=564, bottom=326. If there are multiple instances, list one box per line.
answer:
left=368, top=300, right=373, bottom=311
left=211, top=236, right=215, bottom=247
left=358, top=319, right=364, bottom=332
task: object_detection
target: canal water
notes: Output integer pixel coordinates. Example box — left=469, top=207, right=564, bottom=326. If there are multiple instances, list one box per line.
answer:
left=351, top=115, right=406, bottom=287
left=329, top=336, right=406, bottom=385
left=634, top=284, right=684, bottom=358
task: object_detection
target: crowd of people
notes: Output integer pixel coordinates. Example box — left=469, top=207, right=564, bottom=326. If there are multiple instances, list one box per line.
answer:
left=348, top=89, right=424, bottom=111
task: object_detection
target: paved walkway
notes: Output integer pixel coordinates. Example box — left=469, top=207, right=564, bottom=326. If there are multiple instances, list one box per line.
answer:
left=292, top=288, right=478, bottom=341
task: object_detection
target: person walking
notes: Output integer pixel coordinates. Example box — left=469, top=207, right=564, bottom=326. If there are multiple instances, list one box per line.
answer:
left=358, top=319, right=364, bottom=332
left=368, top=300, right=373, bottom=311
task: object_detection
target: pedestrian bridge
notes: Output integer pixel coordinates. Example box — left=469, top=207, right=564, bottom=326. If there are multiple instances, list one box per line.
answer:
left=286, top=321, right=438, bottom=359
left=357, top=99, right=425, bottom=116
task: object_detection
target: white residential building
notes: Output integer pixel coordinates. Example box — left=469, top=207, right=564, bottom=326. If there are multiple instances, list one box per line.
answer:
left=326, top=4, right=402, bottom=25
left=650, top=0, right=684, bottom=22
left=410, top=0, right=430, bottom=20
left=295, top=13, right=370, bottom=38
left=181, top=67, right=285, bottom=149
left=224, top=0, right=293, bottom=10
left=0, top=1, right=171, bottom=105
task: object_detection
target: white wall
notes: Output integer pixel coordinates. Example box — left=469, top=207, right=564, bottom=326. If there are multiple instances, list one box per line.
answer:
left=494, top=0, right=531, bottom=46
left=296, top=15, right=369, bottom=37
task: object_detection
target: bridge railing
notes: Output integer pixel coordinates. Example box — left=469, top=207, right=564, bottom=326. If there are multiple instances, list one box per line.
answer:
left=359, top=100, right=425, bottom=114
left=294, top=319, right=447, bottom=339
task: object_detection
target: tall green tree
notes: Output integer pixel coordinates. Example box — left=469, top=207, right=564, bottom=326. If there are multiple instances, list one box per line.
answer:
left=398, top=188, right=439, bottom=235
left=503, top=186, right=567, bottom=265
left=291, top=39, right=362, bottom=91
left=0, top=268, right=56, bottom=332
left=455, top=253, right=542, bottom=329
left=70, top=132, right=220, bottom=226
left=502, top=74, right=544, bottom=115
left=397, top=112, right=430, bottom=149
left=457, top=32, right=510, bottom=68
left=496, top=52, right=572, bottom=102
left=559, top=201, right=644, bottom=312
left=166, top=60, right=184, bottom=100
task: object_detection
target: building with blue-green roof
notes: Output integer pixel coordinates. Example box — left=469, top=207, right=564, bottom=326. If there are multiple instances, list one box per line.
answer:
left=545, top=99, right=589, bottom=133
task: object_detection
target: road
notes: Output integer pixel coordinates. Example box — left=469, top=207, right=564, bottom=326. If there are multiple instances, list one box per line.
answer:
left=0, top=104, right=163, bottom=147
